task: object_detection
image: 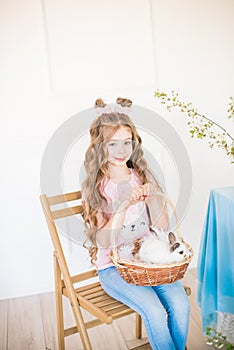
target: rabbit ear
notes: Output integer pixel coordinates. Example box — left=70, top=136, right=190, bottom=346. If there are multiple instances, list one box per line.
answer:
left=170, top=242, right=180, bottom=252
left=168, top=232, right=176, bottom=244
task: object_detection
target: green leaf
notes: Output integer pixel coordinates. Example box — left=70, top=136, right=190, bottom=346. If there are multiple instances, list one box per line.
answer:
left=206, top=341, right=213, bottom=345
left=154, top=90, right=234, bottom=163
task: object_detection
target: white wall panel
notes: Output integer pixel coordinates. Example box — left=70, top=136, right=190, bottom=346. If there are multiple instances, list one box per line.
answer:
left=43, top=0, right=157, bottom=94
left=151, top=0, right=234, bottom=107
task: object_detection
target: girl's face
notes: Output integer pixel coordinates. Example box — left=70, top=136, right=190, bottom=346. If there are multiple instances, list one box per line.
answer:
left=106, top=126, right=133, bottom=166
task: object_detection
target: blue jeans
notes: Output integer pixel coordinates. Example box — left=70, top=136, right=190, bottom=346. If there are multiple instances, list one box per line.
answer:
left=98, top=266, right=190, bottom=350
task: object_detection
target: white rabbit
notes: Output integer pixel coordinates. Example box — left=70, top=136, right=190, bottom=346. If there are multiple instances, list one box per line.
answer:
left=138, top=230, right=190, bottom=264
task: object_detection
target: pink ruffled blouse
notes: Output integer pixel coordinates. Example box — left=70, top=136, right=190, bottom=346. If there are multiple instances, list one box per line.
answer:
left=95, top=169, right=152, bottom=270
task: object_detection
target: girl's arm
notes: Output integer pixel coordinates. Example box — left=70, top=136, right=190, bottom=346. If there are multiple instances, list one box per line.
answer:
left=95, top=201, right=129, bottom=248
left=96, top=187, right=146, bottom=248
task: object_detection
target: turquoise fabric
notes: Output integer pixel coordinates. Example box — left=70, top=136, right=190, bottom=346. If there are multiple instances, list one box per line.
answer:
left=197, top=187, right=234, bottom=332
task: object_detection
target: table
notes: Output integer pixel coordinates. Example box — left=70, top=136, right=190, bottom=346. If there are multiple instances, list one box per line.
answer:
left=197, top=187, right=234, bottom=343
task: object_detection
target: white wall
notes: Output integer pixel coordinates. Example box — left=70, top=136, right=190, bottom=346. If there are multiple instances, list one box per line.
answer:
left=1, top=0, right=233, bottom=299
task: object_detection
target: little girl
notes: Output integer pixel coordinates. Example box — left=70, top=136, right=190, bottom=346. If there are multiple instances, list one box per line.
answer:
left=82, top=97, right=190, bottom=350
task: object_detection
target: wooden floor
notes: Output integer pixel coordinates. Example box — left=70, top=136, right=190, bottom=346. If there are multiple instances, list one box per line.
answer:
left=0, top=268, right=211, bottom=350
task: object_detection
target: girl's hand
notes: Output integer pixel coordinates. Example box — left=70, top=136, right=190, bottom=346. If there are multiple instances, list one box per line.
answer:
left=117, top=184, right=158, bottom=211
left=119, top=186, right=146, bottom=209
left=140, top=183, right=158, bottom=201
left=129, top=186, right=146, bottom=203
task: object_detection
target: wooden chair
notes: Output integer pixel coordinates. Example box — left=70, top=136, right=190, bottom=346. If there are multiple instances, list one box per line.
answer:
left=40, top=190, right=191, bottom=350
left=40, top=190, right=143, bottom=350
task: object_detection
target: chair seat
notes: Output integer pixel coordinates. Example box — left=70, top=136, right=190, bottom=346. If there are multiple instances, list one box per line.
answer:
left=63, top=281, right=134, bottom=325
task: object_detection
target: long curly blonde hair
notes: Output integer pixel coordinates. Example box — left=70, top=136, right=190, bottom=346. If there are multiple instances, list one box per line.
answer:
left=82, top=97, right=161, bottom=264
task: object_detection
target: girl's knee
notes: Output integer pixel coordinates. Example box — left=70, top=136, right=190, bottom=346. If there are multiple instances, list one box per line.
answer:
left=172, top=296, right=190, bottom=325
left=140, top=303, right=168, bottom=327
left=173, top=285, right=190, bottom=313
left=167, top=290, right=190, bottom=320
left=184, top=296, right=190, bottom=317
left=180, top=290, right=190, bottom=312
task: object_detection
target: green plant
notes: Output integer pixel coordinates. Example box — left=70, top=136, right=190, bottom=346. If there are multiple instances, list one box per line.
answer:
left=154, top=90, right=234, bottom=163
left=206, top=326, right=234, bottom=349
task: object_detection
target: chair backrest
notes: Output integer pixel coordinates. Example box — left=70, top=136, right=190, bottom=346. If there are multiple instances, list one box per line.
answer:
left=40, top=190, right=83, bottom=253
left=40, top=191, right=97, bottom=292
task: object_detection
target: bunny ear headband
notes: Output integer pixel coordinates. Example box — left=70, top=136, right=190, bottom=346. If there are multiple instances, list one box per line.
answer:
left=94, top=97, right=132, bottom=117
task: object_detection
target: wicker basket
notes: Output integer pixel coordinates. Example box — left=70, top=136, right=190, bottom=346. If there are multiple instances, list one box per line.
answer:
left=110, top=195, right=193, bottom=286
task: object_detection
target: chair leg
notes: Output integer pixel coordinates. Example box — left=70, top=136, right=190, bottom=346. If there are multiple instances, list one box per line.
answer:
left=54, top=254, right=65, bottom=350
left=54, top=254, right=92, bottom=350
left=135, top=313, right=142, bottom=339
left=70, top=298, right=93, bottom=350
